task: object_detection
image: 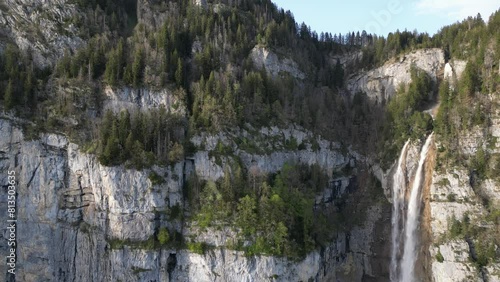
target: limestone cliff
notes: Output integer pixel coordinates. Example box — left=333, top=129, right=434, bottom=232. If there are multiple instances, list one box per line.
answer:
left=250, top=46, right=306, bottom=80
left=0, top=116, right=391, bottom=281
left=347, top=48, right=445, bottom=102
left=0, top=1, right=497, bottom=281
left=0, top=0, right=83, bottom=67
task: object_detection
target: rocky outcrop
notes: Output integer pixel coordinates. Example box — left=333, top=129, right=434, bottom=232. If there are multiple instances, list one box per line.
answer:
left=444, top=60, right=467, bottom=89
left=428, top=164, right=500, bottom=281
left=347, top=48, right=445, bottom=102
left=0, top=0, right=84, bottom=67
left=104, top=86, right=185, bottom=115
left=430, top=241, right=482, bottom=282
left=330, top=50, right=363, bottom=68
left=444, top=60, right=467, bottom=80
left=193, top=0, right=207, bottom=8
left=191, top=125, right=348, bottom=180
left=137, top=0, right=170, bottom=29
left=0, top=117, right=184, bottom=281
left=250, top=46, right=306, bottom=80
left=0, top=118, right=390, bottom=281
left=175, top=204, right=387, bottom=282
left=429, top=169, right=483, bottom=236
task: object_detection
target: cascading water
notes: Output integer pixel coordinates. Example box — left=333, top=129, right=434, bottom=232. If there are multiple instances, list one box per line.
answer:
left=400, top=133, right=434, bottom=282
left=390, top=140, right=410, bottom=282
left=390, top=134, right=434, bottom=282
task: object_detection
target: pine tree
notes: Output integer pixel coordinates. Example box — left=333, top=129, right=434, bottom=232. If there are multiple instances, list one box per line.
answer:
left=116, top=38, right=125, bottom=79
left=104, top=49, right=118, bottom=85
left=23, top=69, right=34, bottom=107
left=124, top=132, right=134, bottom=161
left=102, top=121, right=121, bottom=165
left=132, top=48, right=144, bottom=87
left=237, top=195, right=257, bottom=236
left=175, top=58, right=183, bottom=87
left=100, top=110, right=115, bottom=157
left=221, top=166, right=234, bottom=203
left=4, top=79, right=15, bottom=109
left=118, top=110, right=131, bottom=145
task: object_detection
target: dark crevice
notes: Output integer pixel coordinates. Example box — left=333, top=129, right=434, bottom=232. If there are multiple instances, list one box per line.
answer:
left=72, top=230, right=79, bottom=282
left=166, top=253, right=177, bottom=281
left=26, top=162, right=41, bottom=188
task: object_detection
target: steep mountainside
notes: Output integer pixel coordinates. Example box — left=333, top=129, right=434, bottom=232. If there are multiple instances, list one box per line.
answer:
left=0, top=0, right=499, bottom=281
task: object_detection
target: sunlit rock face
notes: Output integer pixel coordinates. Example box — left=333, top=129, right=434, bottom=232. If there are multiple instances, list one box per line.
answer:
left=0, top=118, right=392, bottom=281
left=347, top=48, right=445, bottom=103
left=250, top=46, right=306, bottom=80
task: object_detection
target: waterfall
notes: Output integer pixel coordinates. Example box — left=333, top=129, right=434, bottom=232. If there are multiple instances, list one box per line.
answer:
left=390, top=140, right=410, bottom=282
left=390, top=134, right=434, bottom=281
left=400, top=133, right=434, bottom=282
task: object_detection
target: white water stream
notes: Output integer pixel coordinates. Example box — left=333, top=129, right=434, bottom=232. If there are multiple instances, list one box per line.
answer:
left=390, top=133, right=434, bottom=282
left=390, top=140, right=410, bottom=281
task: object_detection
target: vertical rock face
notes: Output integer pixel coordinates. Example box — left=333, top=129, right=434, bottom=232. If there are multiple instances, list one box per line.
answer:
left=250, top=46, right=306, bottom=80
left=444, top=60, right=467, bottom=90
left=0, top=118, right=391, bottom=281
left=0, top=118, right=179, bottom=281
left=424, top=88, right=500, bottom=281
left=103, top=86, right=185, bottom=115
left=346, top=49, right=445, bottom=102
left=427, top=168, right=490, bottom=281
left=0, top=0, right=84, bottom=66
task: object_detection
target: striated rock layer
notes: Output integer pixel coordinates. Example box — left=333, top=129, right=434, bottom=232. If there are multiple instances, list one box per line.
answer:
left=0, top=118, right=391, bottom=281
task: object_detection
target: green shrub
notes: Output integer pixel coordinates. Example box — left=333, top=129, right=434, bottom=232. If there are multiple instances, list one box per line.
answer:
left=148, top=171, right=165, bottom=186
left=437, top=178, right=451, bottom=187
left=475, top=241, right=496, bottom=267
left=436, top=249, right=444, bottom=263
left=311, top=139, right=320, bottom=151
left=157, top=227, right=170, bottom=245
left=448, top=216, right=464, bottom=238
left=447, top=193, right=456, bottom=202
left=187, top=242, right=207, bottom=254
left=168, top=142, right=185, bottom=163
left=284, top=136, right=298, bottom=150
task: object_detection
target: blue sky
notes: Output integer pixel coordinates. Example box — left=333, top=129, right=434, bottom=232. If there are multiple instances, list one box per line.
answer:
left=271, top=0, right=499, bottom=36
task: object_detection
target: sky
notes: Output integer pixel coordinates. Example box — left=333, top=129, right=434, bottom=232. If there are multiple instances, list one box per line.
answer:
left=271, top=0, right=499, bottom=37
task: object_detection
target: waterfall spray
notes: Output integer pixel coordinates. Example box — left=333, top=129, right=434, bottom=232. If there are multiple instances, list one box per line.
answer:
left=390, top=140, right=410, bottom=282
left=400, top=133, right=434, bottom=282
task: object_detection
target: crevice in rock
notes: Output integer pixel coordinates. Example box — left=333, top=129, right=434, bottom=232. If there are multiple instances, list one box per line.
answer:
left=72, top=229, right=79, bottom=282
left=166, top=253, right=177, bottom=281
left=465, top=238, right=488, bottom=282
left=26, top=162, right=41, bottom=188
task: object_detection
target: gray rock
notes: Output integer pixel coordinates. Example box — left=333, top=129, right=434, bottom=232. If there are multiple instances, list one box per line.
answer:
left=104, top=86, right=185, bottom=115
left=250, top=46, right=306, bottom=80
left=0, top=0, right=84, bottom=67
left=1, top=118, right=387, bottom=281
left=347, top=48, right=445, bottom=102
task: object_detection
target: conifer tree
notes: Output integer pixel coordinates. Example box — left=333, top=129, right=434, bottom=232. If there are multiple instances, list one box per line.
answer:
left=132, top=48, right=144, bottom=87
left=23, top=69, right=34, bottom=107
left=175, top=58, right=183, bottom=87
left=4, top=79, right=14, bottom=109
